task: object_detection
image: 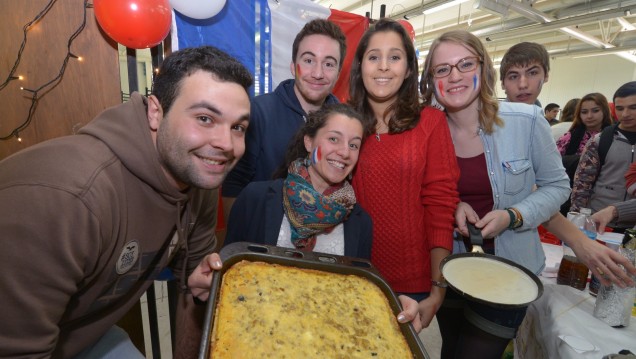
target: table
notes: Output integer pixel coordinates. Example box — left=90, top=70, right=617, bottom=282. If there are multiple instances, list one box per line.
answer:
left=515, top=244, right=636, bottom=358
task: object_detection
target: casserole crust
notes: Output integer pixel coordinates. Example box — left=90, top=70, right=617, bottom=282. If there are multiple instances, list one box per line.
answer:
left=210, top=260, right=412, bottom=358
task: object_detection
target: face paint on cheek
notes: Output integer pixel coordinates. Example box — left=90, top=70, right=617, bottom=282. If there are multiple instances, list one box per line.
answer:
left=311, top=146, right=321, bottom=165
left=473, top=74, right=478, bottom=91
left=437, top=80, right=445, bottom=97
left=296, top=64, right=302, bottom=80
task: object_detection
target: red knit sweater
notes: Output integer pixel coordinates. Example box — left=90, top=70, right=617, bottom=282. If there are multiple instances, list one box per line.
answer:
left=352, top=107, right=459, bottom=293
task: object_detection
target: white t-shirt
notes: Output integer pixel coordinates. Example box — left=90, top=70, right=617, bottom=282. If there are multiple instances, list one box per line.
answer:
left=551, top=122, right=571, bottom=143
left=277, top=214, right=345, bottom=255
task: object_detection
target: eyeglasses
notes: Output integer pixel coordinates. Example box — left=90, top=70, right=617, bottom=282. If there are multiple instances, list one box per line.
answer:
left=431, top=57, right=482, bottom=78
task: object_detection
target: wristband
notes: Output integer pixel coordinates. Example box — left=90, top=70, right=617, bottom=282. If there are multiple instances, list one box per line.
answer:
left=505, top=208, right=516, bottom=229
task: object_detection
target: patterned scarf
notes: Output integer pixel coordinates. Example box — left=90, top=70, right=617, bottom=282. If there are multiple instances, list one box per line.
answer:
left=282, top=158, right=357, bottom=251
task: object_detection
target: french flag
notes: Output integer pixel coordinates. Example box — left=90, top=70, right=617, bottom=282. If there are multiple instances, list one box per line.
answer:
left=170, top=0, right=369, bottom=102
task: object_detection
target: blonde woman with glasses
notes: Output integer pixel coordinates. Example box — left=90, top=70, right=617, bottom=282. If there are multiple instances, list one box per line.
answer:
left=420, top=30, right=570, bottom=359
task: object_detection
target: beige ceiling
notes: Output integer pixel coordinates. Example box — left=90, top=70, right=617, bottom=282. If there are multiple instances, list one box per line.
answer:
left=316, top=0, right=636, bottom=64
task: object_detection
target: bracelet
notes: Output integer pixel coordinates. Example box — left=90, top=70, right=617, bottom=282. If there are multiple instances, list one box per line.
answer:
left=505, top=208, right=516, bottom=229
left=431, top=280, right=448, bottom=288
left=510, top=207, right=523, bottom=228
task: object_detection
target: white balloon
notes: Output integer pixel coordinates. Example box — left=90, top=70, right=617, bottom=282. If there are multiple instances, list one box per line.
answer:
left=170, top=0, right=227, bottom=20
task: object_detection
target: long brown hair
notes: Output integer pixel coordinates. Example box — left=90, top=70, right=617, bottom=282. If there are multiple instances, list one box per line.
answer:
left=348, top=18, right=421, bottom=136
left=569, top=92, right=612, bottom=132
left=420, top=30, right=503, bottom=134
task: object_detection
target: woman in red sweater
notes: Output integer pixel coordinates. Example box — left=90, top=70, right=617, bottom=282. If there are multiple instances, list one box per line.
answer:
left=348, top=18, right=460, bottom=330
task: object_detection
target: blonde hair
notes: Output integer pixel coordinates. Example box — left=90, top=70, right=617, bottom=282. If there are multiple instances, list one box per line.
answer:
left=420, top=30, right=503, bottom=134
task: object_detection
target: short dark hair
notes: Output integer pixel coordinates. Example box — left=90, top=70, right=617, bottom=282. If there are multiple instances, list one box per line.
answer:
left=500, top=42, right=550, bottom=82
left=348, top=18, right=421, bottom=136
left=291, top=19, right=347, bottom=71
left=152, top=46, right=253, bottom=114
left=544, top=103, right=559, bottom=113
left=613, top=81, right=636, bottom=102
left=274, top=103, right=364, bottom=179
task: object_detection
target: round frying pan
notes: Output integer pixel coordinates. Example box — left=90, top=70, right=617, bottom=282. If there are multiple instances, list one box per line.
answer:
left=442, top=224, right=544, bottom=309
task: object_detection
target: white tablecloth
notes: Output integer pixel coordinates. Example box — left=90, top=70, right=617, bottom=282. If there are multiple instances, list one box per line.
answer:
left=515, top=244, right=636, bottom=358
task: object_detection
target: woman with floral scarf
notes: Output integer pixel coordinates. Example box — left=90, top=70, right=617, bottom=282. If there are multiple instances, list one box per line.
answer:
left=224, top=103, right=424, bottom=332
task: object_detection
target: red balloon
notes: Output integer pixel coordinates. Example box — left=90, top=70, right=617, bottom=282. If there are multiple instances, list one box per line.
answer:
left=398, top=19, right=416, bottom=42
left=94, top=0, right=172, bottom=49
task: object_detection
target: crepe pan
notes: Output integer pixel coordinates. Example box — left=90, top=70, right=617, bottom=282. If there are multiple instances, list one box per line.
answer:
left=443, top=224, right=544, bottom=309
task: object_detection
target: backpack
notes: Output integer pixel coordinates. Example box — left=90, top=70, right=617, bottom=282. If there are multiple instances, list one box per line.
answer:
left=598, top=123, right=619, bottom=167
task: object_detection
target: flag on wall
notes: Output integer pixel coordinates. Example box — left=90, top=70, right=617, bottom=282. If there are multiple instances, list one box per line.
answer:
left=171, top=0, right=368, bottom=101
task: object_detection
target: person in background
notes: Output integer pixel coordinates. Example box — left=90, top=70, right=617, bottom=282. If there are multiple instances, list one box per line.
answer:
left=556, top=93, right=612, bottom=156
left=592, top=161, right=636, bottom=233
left=500, top=42, right=550, bottom=107
left=572, top=81, right=636, bottom=232
left=224, top=103, right=424, bottom=331
left=544, top=103, right=560, bottom=125
left=0, top=46, right=250, bottom=358
left=222, top=19, right=346, bottom=221
left=555, top=93, right=612, bottom=216
left=421, top=30, right=570, bottom=359
left=552, top=98, right=579, bottom=141
left=348, top=18, right=460, bottom=330
left=499, top=42, right=634, bottom=285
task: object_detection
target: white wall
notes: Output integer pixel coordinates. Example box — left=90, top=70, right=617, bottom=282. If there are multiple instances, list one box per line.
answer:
left=495, top=55, right=636, bottom=108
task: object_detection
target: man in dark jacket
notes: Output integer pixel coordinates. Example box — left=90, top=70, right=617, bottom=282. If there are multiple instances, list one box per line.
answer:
left=0, top=46, right=251, bottom=358
left=222, top=19, right=347, bottom=217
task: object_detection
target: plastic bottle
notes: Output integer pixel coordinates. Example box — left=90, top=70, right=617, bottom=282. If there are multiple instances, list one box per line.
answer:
left=557, top=210, right=595, bottom=290
left=578, top=208, right=601, bottom=295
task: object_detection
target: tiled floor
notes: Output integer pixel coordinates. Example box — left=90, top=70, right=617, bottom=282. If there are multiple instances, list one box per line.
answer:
left=139, top=281, right=443, bottom=359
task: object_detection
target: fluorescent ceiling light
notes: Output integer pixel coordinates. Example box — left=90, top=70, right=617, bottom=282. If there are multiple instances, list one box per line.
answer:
left=560, top=27, right=612, bottom=49
left=423, top=0, right=470, bottom=15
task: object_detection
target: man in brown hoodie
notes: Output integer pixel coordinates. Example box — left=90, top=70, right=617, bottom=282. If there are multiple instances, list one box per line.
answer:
left=0, top=46, right=251, bottom=358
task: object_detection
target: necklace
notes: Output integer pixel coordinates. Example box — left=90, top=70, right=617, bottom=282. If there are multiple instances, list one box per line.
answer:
left=375, top=120, right=388, bottom=142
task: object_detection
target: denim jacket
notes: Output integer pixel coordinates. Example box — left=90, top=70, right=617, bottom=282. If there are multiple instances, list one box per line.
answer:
left=481, top=102, right=570, bottom=274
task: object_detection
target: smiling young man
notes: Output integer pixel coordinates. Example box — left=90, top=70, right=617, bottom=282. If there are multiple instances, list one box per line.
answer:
left=500, top=42, right=550, bottom=106
left=0, top=46, right=252, bottom=358
left=222, top=19, right=347, bottom=217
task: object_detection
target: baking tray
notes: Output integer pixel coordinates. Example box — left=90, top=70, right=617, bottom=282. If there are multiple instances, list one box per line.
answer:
left=198, top=241, right=429, bottom=359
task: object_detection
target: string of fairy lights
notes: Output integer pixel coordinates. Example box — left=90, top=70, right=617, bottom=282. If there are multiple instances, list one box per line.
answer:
left=0, top=0, right=90, bottom=142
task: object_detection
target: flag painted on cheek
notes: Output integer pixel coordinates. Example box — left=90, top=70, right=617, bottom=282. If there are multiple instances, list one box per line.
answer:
left=437, top=80, right=445, bottom=97
left=296, top=63, right=302, bottom=81
left=473, top=74, right=478, bottom=91
left=311, top=146, right=322, bottom=165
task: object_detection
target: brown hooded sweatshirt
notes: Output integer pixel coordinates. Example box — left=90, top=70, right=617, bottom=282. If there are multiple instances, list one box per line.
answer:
left=0, top=92, right=218, bottom=358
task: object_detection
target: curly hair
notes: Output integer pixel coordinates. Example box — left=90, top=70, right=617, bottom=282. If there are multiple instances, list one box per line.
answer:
left=348, top=18, right=421, bottom=136
left=420, top=30, right=502, bottom=134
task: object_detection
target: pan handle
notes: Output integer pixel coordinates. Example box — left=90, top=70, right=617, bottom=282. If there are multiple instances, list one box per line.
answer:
left=463, top=223, right=484, bottom=253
